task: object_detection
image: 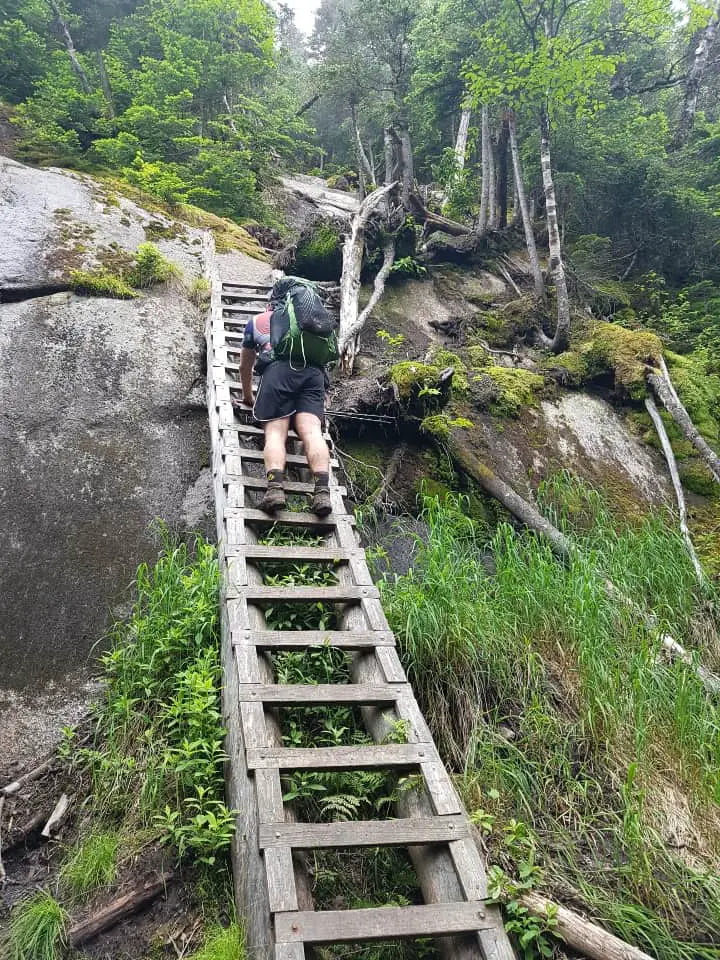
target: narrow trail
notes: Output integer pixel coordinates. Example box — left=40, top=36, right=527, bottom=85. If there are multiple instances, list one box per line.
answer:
left=203, top=241, right=515, bottom=959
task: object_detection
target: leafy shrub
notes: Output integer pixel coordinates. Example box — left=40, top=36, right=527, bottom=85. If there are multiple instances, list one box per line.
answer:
left=390, top=256, right=427, bottom=279
left=69, top=268, right=138, bottom=299
left=127, top=242, right=178, bottom=288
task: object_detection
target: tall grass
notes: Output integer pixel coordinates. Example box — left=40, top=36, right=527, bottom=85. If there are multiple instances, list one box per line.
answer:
left=7, top=893, right=67, bottom=960
left=380, top=479, right=720, bottom=958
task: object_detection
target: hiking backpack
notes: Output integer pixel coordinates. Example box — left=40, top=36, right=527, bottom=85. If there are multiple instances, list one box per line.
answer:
left=269, top=277, right=339, bottom=369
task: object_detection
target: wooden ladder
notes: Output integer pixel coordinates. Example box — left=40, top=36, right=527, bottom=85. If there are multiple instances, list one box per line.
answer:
left=206, top=266, right=515, bottom=960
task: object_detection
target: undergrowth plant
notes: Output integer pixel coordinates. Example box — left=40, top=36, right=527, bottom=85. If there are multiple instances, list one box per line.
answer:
left=74, top=527, right=233, bottom=867
left=59, top=831, right=120, bottom=900
left=380, top=480, right=720, bottom=959
left=7, top=892, right=68, bottom=960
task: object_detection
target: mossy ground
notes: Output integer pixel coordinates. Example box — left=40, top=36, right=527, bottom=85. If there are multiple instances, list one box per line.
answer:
left=294, top=221, right=342, bottom=280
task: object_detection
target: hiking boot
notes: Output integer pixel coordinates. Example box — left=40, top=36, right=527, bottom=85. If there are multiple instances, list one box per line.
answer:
left=311, top=486, right=332, bottom=518
left=259, top=482, right=286, bottom=514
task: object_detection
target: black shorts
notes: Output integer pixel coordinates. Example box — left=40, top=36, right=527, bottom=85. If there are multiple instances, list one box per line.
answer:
left=253, top=361, right=325, bottom=423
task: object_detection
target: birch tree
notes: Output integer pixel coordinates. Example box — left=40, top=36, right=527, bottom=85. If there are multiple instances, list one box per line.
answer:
left=673, top=0, right=720, bottom=148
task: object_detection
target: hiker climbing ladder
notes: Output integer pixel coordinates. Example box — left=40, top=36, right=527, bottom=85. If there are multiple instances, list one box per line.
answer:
left=205, top=259, right=515, bottom=960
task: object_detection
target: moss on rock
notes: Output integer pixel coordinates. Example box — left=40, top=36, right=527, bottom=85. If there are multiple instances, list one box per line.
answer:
left=541, top=350, right=588, bottom=387
left=679, top=459, right=717, bottom=497
left=420, top=414, right=474, bottom=441
left=69, top=269, right=138, bottom=299
left=474, top=366, right=545, bottom=417
left=582, top=322, right=662, bottom=398
left=390, top=361, right=442, bottom=400
left=427, top=348, right=470, bottom=396
left=294, top=220, right=343, bottom=280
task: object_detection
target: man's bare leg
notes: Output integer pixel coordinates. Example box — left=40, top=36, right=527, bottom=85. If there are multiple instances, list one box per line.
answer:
left=258, top=417, right=291, bottom=513
left=295, top=413, right=332, bottom=516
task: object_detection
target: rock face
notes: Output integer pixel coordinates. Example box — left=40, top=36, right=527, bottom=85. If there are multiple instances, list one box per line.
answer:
left=0, top=159, right=223, bottom=700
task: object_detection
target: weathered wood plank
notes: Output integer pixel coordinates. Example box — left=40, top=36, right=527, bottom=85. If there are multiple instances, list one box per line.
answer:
left=275, top=903, right=491, bottom=944
left=274, top=944, right=305, bottom=960
left=420, top=762, right=462, bottom=817
left=224, top=476, right=347, bottom=497
left=229, top=545, right=360, bottom=562
left=238, top=683, right=405, bottom=706
left=448, top=838, right=488, bottom=901
left=260, top=816, right=469, bottom=850
left=225, top=507, right=348, bottom=528
left=264, top=846, right=299, bottom=913
left=248, top=744, right=428, bottom=771
left=233, top=629, right=395, bottom=649
left=238, top=585, right=378, bottom=603
left=221, top=445, right=339, bottom=468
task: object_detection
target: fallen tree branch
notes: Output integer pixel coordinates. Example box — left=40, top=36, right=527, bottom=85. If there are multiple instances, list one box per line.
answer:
left=647, top=358, right=720, bottom=484
left=519, top=892, right=654, bottom=960
left=2, top=755, right=55, bottom=797
left=68, top=874, right=174, bottom=946
left=645, top=396, right=704, bottom=583
left=341, top=237, right=396, bottom=374
left=407, top=192, right=474, bottom=237
left=370, top=441, right=408, bottom=507
left=41, top=794, right=70, bottom=838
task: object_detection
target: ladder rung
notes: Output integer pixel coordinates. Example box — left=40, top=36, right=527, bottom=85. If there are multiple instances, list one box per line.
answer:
left=241, top=585, right=378, bottom=602
left=261, top=816, right=469, bottom=850
left=234, top=545, right=359, bottom=562
left=226, top=507, right=348, bottom=527
left=223, top=420, right=300, bottom=441
left=239, top=683, right=404, bottom=705
left=247, top=744, right=430, bottom=771
left=233, top=630, right=395, bottom=648
left=225, top=477, right=346, bottom=496
left=223, top=446, right=339, bottom=468
left=275, top=902, right=491, bottom=945
left=222, top=282, right=273, bottom=291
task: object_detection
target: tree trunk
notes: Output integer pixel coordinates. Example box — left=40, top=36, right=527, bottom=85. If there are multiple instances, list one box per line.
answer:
left=95, top=50, right=115, bottom=118
left=47, top=0, right=92, bottom=94
left=384, top=126, right=395, bottom=185
left=645, top=396, right=705, bottom=582
left=340, top=236, right=396, bottom=374
left=339, top=182, right=397, bottom=374
left=454, top=107, right=472, bottom=170
left=537, top=104, right=571, bottom=353
left=477, top=106, right=490, bottom=235
left=647, top=357, right=720, bottom=484
left=351, top=102, right=375, bottom=195
left=496, top=114, right=510, bottom=229
left=508, top=111, right=544, bottom=298
left=396, top=123, right=415, bottom=207
left=223, top=92, right=238, bottom=135
left=673, top=1, right=720, bottom=148
left=487, top=124, right=497, bottom=230
left=442, top=108, right=471, bottom=208
left=519, top=893, right=654, bottom=960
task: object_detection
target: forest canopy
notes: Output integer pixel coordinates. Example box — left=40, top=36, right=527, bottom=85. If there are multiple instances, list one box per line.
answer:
left=0, top=0, right=718, bottom=300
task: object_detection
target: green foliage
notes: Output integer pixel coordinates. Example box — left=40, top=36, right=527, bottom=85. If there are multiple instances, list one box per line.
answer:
left=382, top=483, right=720, bottom=956
left=189, top=276, right=212, bottom=308
left=59, top=832, right=120, bottom=899
left=76, top=531, right=233, bottom=866
left=68, top=268, right=138, bottom=299
left=127, top=242, right=178, bottom=288
left=389, top=256, right=427, bottom=279
left=8, top=892, right=67, bottom=960
left=187, top=924, right=245, bottom=960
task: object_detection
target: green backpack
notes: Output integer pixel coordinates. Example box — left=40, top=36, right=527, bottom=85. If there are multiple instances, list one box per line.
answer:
left=270, top=277, right=339, bottom=369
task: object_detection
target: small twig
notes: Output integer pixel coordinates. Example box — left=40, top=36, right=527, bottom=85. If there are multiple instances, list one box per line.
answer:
left=496, top=261, right=522, bottom=297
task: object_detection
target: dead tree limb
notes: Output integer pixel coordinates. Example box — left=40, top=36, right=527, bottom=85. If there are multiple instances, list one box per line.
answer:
left=645, top=396, right=705, bottom=583
left=68, top=875, right=174, bottom=946
left=47, top=0, right=92, bottom=94
left=2, top=755, right=55, bottom=797
left=647, top=358, right=720, bottom=484
left=445, top=429, right=571, bottom=558
left=338, top=182, right=397, bottom=374
left=370, top=441, right=408, bottom=507
left=41, top=793, right=70, bottom=838
left=519, top=892, right=654, bottom=960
